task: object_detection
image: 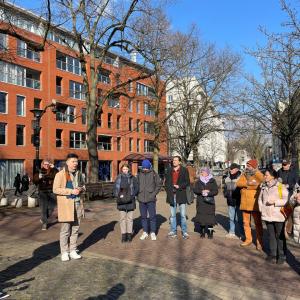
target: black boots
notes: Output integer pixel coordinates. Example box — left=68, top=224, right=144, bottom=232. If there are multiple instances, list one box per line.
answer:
left=121, top=234, right=127, bottom=243
left=127, top=233, right=132, bottom=242
left=121, top=233, right=133, bottom=243
left=200, top=226, right=205, bottom=238
left=207, top=228, right=214, bottom=239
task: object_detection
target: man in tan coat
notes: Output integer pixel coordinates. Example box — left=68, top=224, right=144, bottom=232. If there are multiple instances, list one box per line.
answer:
left=53, top=153, right=85, bottom=261
left=236, top=159, right=264, bottom=250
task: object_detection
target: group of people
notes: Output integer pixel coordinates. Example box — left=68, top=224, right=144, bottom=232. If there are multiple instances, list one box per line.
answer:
left=223, top=158, right=300, bottom=265
left=13, top=173, right=30, bottom=195
left=28, top=152, right=300, bottom=265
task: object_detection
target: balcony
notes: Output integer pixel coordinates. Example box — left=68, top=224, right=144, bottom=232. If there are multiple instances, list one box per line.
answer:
left=97, top=136, right=112, bottom=151
left=56, top=111, right=74, bottom=123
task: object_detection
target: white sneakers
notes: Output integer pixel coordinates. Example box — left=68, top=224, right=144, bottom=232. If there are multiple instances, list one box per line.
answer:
left=139, top=232, right=149, bottom=240
left=61, top=252, right=70, bottom=262
left=150, top=232, right=157, bottom=241
left=140, top=232, right=157, bottom=240
left=61, top=251, right=82, bottom=261
left=225, top=233, right=238, bottom=239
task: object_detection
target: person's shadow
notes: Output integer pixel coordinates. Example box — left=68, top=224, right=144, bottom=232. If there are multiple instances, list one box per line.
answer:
left=85, top=283, right=125, bottom=300
left=79, top=221, right=118, bottom=252
left=0, top=241, right=60, bottom=291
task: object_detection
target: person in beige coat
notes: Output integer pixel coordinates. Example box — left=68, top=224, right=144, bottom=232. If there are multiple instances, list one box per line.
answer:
left=236, top=159, right=264, bottom=249
left=53, top=153, right=85, bottom=262
left=258, top=169, right=289, bottom=264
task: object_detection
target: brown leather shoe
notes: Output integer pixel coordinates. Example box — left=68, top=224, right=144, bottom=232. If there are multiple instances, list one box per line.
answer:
left=240, top=241, right=252, bottom=247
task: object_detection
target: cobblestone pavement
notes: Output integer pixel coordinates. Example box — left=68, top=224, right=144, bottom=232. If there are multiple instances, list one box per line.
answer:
left=0, top=192, right=300, bottom=300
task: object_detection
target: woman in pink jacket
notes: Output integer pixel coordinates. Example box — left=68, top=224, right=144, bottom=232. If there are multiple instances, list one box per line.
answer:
left=258, top=168, right=289, bottom=265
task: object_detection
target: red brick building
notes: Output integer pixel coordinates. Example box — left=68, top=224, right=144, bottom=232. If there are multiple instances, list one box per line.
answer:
left=0, top=2, right=167, bottom=188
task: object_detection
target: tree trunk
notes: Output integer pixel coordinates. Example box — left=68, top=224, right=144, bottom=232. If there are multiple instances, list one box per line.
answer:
left=86, top=52, right=99, bottom=183
left=153, top=146, right=159, bottom=173
left=192, top=144, right=200, bottom=169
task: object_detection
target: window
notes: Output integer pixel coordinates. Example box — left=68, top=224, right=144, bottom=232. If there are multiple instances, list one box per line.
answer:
left=136, top=82, right=148, bottom=96
left=56, top=51, right=81, bottom=75
left=34, top=98, right=41, bottom=109
left=0, top=34, right=7, bottom=51
left=144, top=121, right=155, bottom=134
left=108, top=113, right=112, bottom=129
left=97, top=135, right=112, bottom=151
left=17, top=40, right=40, bottom=62
left=128, top=80, right=133, bottom=92
left=128, top=100, right=132, bottom=112
left=108, top=98, right=120, bottom=108
left=136, top=119, right=140, bottom=132
left=0, top=61, right=40, bottom=89
left=137, top=139, right=140, bottom=152
left=70, top=131, right=86, bottom=149
left=97, top=113, right=102, bottom=127
left=144, top=140, right=154, bottom=152
left=0, top=92, right=7, bottom=113
left=117, top=115, right=121, bottom=130
left=144, top=103, right=155, bottom=117
left=56, top=104, right=75, bottom=123
left=136, top=101, right=140, bottom=113
left=117, top=137, right=121, bottom=151
left=56, top=129, right=63, bottom=148
left=81, top=108, right=86, bottom=125
left=69, top=80, right=85, bottom=100
left=16, top=95, right=25, bottom=116
left=129, top=138, right=133, bottom=152
left=0, top=123, right=6, bottom=144
left=98, top=69, right=111, bottom=84
left=168, top=95, right=173, bottom=103
left=129, top=118, right=133, bottom=131
left=16, top=125, right=25, bottom=146
left=56, top=76, right=62, bottom=95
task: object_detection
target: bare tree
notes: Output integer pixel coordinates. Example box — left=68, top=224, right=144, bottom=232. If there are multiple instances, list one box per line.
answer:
left=168, top=41, right=241, bottom=167
left=243, top=0, right=300, bottom=162
left=132, top=9, right=200, bottom=171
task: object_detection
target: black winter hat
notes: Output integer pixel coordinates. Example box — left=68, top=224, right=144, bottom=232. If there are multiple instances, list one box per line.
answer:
left=230, top=163, right=240, bottom=170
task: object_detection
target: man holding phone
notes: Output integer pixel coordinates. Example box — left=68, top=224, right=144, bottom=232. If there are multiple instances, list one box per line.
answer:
left=53, top=153, right=85, bottom=262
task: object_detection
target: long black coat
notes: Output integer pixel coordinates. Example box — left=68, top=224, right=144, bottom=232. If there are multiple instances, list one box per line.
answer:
left=165, top=166, right=190, bottom=206
left=193, top=178, right=218, bottom=225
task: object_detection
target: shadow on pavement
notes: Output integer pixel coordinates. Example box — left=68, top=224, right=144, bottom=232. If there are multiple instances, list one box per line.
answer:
left=79, top=221, right=118, bottom=252
left=85, top=283, right=125, bottom=300
left=132, top=214, right=167, bottom=237
left=0, top=240, right=60, bottom=291
left=286, top=249, right=300, bottom=275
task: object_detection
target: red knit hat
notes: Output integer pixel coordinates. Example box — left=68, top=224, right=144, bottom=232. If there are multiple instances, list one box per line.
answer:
left=246, top=159, right=258, bottom=169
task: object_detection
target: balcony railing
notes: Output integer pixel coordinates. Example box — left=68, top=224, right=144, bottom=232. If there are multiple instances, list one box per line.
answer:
left=56, top=85, right=62, bottom=95
left=56, top=112, right=74, bottom=123
left=69, top=89, right=85, bottom=100
left=17, top=47, right=40, bottom=62
left=0, top=72, right=40, bottom=90
left=56, top=59, right=81, bottom=75
left=97, top=142, right=112, bottom=151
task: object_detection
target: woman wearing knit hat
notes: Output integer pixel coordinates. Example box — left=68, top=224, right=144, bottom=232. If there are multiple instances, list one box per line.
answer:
left=136, top=159, right=161, bottom=241
left=193, top=167, right=218, bottom=239
left=236, top=159, right=264, bottom=250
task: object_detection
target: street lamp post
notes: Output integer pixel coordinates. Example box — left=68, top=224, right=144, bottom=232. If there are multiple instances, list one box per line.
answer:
left=30, top=100, right=57, bottom=173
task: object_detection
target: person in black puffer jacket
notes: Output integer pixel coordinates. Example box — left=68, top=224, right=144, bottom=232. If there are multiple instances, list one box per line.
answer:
left=193, top=167, right=218, bottom=239
left=114, top=164, right=138, bottom=243
left=223, top=163, right=244, bottom=239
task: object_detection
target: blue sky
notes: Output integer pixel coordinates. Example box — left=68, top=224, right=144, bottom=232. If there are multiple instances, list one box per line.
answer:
left=15, top=0, right=297, bottom=75
left=166, top=0, right=296, bottom=75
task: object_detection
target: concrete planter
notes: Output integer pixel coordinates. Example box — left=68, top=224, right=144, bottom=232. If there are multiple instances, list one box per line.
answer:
left=28, top=196, right=37, bottom=208
left=0, top=197, right=8, bottom=206
left=11, top=198, right=23, bottom=208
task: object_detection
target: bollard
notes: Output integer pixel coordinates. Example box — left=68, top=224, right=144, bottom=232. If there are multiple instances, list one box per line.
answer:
left=28, top=196, right=37, bottom=208
left=0, top=197, right=8, bottom=206
left=15, top=198, right=23, bottom=208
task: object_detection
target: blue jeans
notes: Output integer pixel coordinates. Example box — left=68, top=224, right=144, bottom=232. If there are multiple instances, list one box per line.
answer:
left=228, top=205, right=243, bottom=235
left=139, top=201, right=156, bottom=233
left=170, top=197, right=187, bottom=234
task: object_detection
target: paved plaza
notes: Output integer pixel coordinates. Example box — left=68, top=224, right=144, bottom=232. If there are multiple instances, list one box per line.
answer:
left=0, top=191, right=300, bottom=300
